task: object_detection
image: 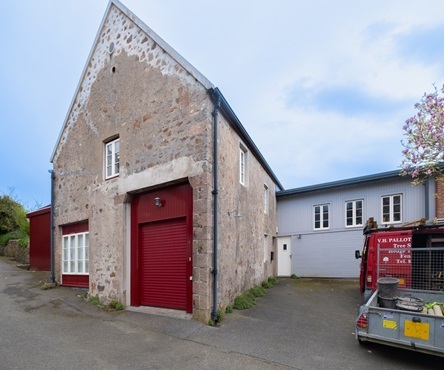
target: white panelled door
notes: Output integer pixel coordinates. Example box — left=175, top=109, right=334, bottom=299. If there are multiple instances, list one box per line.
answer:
left=277, top=236, right=292, bottom=276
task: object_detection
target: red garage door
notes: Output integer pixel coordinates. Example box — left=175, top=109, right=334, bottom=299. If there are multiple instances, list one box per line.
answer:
left=139, top=218, right=187, bottom=310
left=131, top=182, right=193, bottom=312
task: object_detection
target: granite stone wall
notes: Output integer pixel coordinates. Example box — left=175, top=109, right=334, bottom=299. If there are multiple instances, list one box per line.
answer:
left=52, top=3, right=278, bottom=323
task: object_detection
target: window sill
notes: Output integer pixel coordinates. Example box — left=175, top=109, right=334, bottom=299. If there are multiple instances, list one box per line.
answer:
left=105, top=174, right=119, bottom=181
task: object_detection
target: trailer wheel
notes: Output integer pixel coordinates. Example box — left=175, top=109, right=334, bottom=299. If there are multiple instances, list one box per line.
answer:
left=363, top=289, right=372, bottom=304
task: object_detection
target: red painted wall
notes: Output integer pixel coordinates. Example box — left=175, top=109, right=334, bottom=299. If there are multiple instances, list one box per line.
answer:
left=26, top=206, right=51, bottom=271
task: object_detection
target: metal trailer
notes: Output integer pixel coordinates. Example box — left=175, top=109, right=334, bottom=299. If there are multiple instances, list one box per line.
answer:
left=356, top=289, right=444, bottom=356
left=356, top=247, right=444, bottom=357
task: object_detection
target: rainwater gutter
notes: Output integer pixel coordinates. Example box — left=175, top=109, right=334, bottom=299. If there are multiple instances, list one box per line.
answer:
left=210, top=89, right=221, bottom=323
left=49, top=169, right=55, bottom=283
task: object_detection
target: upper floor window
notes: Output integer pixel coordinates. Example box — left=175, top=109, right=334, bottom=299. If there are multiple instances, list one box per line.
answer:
left=314, top=204, right=329, bottom=230
left=382, top=194, right=402, bottom=224
left=240, top=144, right=248, bottom=186
left=264, top=184, right=269, bottom=214
left=105, top=138, right=120, bottom=179
left=345, top=199, right=363, bottom=227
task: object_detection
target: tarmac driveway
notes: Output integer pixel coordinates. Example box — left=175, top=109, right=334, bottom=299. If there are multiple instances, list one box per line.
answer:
left=0, top=256, right=442, bottom=369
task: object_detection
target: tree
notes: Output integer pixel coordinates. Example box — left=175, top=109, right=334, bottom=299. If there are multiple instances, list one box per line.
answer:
left=0, top=194, right=28, bottom=235
left=401, top=85, right=444, bottom=185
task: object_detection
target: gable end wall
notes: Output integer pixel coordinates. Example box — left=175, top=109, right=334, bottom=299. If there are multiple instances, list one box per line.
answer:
left=52, top=4, right=215, bottom=320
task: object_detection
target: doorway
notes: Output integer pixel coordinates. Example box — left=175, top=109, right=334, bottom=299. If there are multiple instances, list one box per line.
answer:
left=277, top=236, right=292, bottom=276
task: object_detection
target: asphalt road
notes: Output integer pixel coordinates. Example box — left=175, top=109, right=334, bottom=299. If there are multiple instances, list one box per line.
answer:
left=0, top=256, right=443, bottom=369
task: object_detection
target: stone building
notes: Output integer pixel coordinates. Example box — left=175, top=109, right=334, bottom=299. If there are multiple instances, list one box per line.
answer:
left=50, top=0, right=282, bottom=322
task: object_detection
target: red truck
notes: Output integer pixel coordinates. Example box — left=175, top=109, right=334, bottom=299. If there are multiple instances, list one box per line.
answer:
left=355, top=218, right=444, bottom=356
left=355, top=218, right=444, bottom=302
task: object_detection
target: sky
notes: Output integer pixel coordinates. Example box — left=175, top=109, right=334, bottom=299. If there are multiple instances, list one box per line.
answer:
left=0, top=0, right=443, bottom=209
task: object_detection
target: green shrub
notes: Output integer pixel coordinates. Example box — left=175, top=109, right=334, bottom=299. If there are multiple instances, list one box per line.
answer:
left=0, top=230, right=29, bottom=248
left=0, top=194, right=30, bottom=251
left=88, top=295, right=102, bottom=307
left=261, top=280, right=272, bottom=289
left=0, top=195, right=29, bottom=236
left=268, top=276, right=278, bottom=285
left=225, top=304, right=233, bottom=314
left=234, top=292, right=255, bottom=310
left=217, top=308, right=224, bottom=322
left=249, top=285, right=266, bottom=297
left=109, top=300, right=124, bottom=310
left=290, top=274, right=299, bottom=279
left=0, top=232, right=15, bottom=247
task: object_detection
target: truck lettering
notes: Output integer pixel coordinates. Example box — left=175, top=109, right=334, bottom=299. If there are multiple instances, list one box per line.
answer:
left=396, top=258, right=412, bottom=264
left=392, top=243, right=411, bottom=248
left=388, top=237, right=411, bottom=243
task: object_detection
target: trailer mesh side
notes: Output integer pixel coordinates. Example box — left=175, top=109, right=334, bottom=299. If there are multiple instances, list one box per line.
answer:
left=377, top=247, right=444, bottom=292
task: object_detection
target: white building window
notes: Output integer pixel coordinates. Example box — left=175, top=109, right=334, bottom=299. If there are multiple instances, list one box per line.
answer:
left=314, top=204, right=329, bottom=230
left=382, top=194, right=402, bottom=224
left=105, top=138, right=120, bottom=179
left=264, top=184, right=269, bottom=214
left=62, top=232, right=89, bottom=275
left=240, top=144, right=247, bottom=185
left=345, top=199, right=364, bottom=227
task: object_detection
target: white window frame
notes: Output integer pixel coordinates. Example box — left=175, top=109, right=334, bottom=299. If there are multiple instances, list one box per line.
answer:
left=345, top=199, right=364, bottom=228
left=314, top=204, right=330, bottom=230
left=62, top=232, right=89, bottom=275
left=105, top=138, right=120, bottom=179
left=381, top=194, right=403, bottom=224
left=239, top=144, right=248, bottom=186
left=264, top=184, right=269, bottom=214
left=264, top=234, right=268, bottom=263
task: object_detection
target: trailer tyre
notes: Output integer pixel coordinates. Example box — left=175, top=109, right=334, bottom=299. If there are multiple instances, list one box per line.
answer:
left=363, top=289, right=372, bottom=304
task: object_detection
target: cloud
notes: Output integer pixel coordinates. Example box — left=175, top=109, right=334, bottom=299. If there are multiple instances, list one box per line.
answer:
left=285, top=82, right=409, bottom=117
left=394, top=25, right=444, bottom=67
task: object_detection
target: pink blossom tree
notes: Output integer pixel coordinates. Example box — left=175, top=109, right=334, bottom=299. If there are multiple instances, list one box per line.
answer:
left=401, top=85, right=444, bottom=185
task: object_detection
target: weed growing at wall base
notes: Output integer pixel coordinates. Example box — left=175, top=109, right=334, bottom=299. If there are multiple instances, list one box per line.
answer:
left=234, top=292, right=255, bottom=310
left=249, top=285, right=266, bottom=297
left=109, top=300, right=124, bottom=310
left=262, top=276, right=278, bottom=288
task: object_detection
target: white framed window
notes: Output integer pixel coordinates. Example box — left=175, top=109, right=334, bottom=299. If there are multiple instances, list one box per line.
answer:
left=105, top=138, right=120, bottom=179
left=345, top=199, right=364, bottom=227
left=240, top=144, right=247, bottom=185
left=264, top=234, right=268, bottom=263
left=381, top=194, right=402, bottom=224
left=62, top=232, right=89, bottom=274
left=264, top=184, right=269, bottom=214
left=314, top=204, right=330, bottom=230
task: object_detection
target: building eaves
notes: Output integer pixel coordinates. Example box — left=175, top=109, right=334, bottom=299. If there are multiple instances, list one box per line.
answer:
left=276, top=169, right=403, bottom=198
left=26, top=204, right=51, bottom=218
left=209, top=88, right=284, bottom=191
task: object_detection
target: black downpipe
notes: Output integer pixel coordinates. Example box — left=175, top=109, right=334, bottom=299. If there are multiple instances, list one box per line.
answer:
left=49, top=169, right=55, bottom=284
left=424, top=178, right=430, bottom=220
left=211, top=91, right=221, bottom=323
